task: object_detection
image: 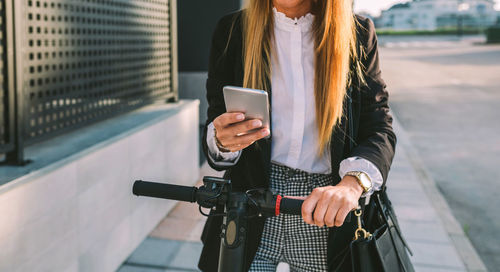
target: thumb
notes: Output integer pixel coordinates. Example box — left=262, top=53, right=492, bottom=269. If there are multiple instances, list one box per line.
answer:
left=283, top=195, right=307, bottom=200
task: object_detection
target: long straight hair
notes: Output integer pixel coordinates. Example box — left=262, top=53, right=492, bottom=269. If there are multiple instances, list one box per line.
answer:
left=241, top=0, right=362, bottom=155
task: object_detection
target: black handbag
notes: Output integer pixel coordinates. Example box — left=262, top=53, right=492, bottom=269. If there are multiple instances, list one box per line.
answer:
left=348, top=190, right=415, bottom=272
left=330, top=87, right=415, bottom=272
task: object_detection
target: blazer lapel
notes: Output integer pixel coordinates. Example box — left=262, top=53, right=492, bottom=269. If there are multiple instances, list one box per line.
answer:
left=255, top=75, right=273, bottom=186
left=329, top=99, right=349, bottom=183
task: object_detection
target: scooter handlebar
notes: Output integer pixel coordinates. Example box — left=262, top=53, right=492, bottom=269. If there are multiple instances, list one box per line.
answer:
left=279, top=197, right=303, bottom=216
left=132, top=180, right=307, bottom=217
left=132, top=180, right=197, bottom=203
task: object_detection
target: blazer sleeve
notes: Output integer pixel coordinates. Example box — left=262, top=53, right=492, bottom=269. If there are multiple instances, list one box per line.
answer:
left=202, top=13, right=241, bottom=171
left=349, top=17, right=397, bottom=183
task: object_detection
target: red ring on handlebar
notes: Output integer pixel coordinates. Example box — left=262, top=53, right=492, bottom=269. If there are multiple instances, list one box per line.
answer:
left=275, top=195, right=282, bottom=216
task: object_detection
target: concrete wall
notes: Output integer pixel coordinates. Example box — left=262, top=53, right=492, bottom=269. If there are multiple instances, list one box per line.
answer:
left=0, top=100, right=199, bottom=272
left=179, top=72, right=208, bottom=125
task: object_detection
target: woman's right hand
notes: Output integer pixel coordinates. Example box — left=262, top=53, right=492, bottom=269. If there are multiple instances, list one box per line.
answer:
left=213, top=112, right=270, bottom=152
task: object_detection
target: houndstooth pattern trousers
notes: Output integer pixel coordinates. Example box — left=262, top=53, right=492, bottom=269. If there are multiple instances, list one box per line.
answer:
left=249, top=162, right=334, bottom=272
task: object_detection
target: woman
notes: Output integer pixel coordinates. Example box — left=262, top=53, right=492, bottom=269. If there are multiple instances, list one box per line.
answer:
left=199, top=0, right=396, bottom=271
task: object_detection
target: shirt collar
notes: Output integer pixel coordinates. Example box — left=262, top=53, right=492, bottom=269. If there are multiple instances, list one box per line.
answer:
left=272, top=7, right=314, bottom=32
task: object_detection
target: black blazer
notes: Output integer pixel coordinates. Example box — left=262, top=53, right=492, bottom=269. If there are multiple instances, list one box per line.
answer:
left=198, top=11, right=396, bottom=272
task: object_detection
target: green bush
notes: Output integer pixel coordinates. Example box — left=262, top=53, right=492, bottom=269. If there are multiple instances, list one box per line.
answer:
left=486, top=26, right=500, bottom=43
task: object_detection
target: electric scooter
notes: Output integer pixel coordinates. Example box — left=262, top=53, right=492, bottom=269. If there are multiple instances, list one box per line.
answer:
left=133, top=176, right=304, bottom=272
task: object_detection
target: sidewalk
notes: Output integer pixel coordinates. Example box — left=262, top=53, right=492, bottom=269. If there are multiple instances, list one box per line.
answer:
left=117, top=116, right=486, bottom=272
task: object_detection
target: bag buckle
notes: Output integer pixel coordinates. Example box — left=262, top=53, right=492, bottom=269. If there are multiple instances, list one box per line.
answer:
left=354, top=209, right=372, bottom=240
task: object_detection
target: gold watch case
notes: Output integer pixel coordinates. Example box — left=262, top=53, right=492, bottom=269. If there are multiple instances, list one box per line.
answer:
left=345, top=171, right=372, bottom=193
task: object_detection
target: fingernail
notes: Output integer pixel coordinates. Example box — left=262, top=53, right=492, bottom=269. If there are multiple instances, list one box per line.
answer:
left=252, top=120, right=262, bottom=127
left=236, top=114, right=244, bottom=120
left=261, top=129, right=269, bottom=136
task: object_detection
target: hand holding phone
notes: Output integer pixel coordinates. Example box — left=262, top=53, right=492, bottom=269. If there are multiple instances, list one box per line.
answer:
left=212, top=86, right=271, bottom=152
left=212, top=112, right=270, bottom=152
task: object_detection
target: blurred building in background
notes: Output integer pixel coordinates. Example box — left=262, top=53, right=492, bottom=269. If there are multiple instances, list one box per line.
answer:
left=376, top=0, right=499, bottom=30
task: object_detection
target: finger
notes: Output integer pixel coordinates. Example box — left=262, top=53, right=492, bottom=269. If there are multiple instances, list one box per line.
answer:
left=334, top=206, right=352, bottom=227
left=302, top=187, right=323, bottom=225
left=313, top=188, right=335, bottom=227
left=227, top=119, right=263, bottom=136
left=216, top=119, right=262, bottom=139
left=214, top=112, right=245, bottom=128
left=324, top=195, right=342, bottom=227
left=223, top=128, right=269, bottom=146
left=284, top=196, right=307, bottom=200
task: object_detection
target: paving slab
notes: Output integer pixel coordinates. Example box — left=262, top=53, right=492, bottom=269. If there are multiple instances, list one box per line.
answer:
left=398, top=220, right=451, bottom=244
left=391, top=116, right=487, bottom=272
left=413, top=264, right=466, bottom=272
left=118, top=266, right=165, bottom=272
left=169, top=241, right=204, bottom=270
left=125, top=237, right=182, bottom=268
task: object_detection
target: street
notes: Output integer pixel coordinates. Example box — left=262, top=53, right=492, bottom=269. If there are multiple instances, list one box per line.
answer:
left=379, top=35, right=500, bottom=270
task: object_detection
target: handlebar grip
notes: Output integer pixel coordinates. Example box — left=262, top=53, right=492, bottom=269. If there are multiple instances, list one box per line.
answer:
left=279, top=197, right=303, bottom=216
left=133, top=180, right=197, bottom=203
left=278, top=196, right=353, bottom=223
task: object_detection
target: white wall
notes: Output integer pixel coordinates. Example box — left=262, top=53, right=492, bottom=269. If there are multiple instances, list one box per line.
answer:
left=179, top=72, right=208, bottom=125
left=0, top=100, right=199, bottom=272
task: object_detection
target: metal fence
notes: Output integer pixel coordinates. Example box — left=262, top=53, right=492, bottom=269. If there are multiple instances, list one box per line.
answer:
left=0, top=1, right=5, bottom=150
left=0, top=0, right=178, bottom=164
left=0, top=0, right=15, bottom=158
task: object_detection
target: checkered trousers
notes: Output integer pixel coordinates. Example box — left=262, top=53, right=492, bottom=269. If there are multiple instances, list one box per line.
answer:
left=249, top=162, right=334, bottom=272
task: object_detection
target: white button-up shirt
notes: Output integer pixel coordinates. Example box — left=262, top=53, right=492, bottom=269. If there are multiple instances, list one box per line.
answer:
left=206, top=8, right=382, bottom=195
left=270, top=8, right=328, bottom=173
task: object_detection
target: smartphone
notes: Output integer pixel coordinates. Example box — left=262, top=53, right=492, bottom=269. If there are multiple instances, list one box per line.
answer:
left=223, top=86, right=270, bottom=135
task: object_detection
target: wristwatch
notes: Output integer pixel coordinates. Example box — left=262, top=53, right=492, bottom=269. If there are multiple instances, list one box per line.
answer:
left=345, top=171, right=372, bottom=194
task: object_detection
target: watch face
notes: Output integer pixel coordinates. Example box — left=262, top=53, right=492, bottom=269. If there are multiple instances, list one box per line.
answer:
left=359, top=173, right=372, bottom=189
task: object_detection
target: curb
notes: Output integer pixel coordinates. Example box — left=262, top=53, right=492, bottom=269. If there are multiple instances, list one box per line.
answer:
left=391, top=113, right=488, bottom=272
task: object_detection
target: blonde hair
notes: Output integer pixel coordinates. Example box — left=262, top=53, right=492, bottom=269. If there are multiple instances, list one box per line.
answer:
left=241, top=0, right=362, bottom=154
